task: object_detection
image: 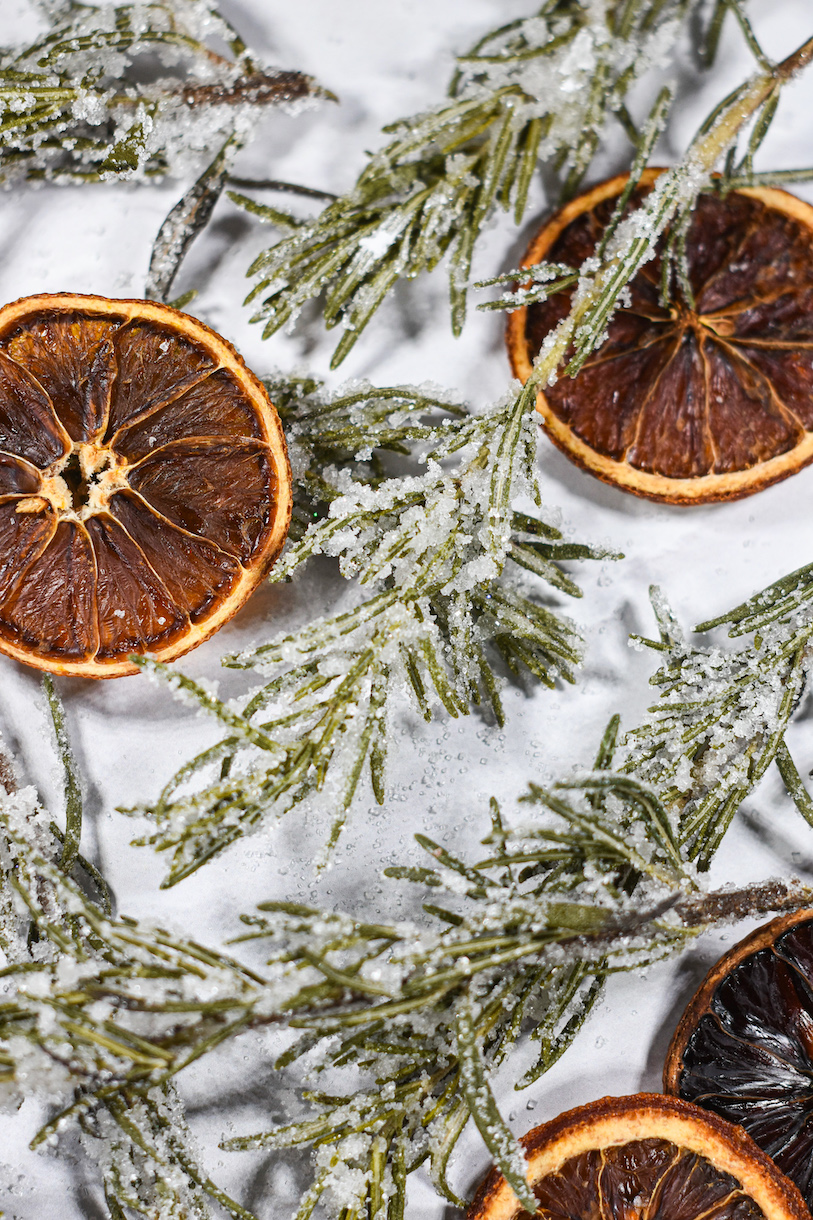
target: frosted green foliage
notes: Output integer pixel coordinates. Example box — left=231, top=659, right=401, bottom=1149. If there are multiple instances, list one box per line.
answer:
left=0, top=769, right=272, bottom=1216
left=235, top=0, right=813, bottom=410
left=85, top=1086, right=263, bottom=1220
left=0, top=744, right=691, bottom=1214
left=479, top=20, right=813, bottom=392
left=127, top=378, right=615, bottom=885
left=0, top=762, right=679, bottom=1214
left=236, top=0, right=694, bottom=365
left=42, top=674, right=84, bottom=876
left=222, top=773, right=701, bottom=1214
left=208, top=562, right=813, bottom=1220
left=624, top=571, right=813, bottom=870
left=0, top=0, right=323, bottom=186
left=0, top=795, right=260, bottom=1099
left=222, top=767, right=810, bottom=1218
left=6, top=565, right=813, bottom=1220
left=476, top=81, right=673, bottom=315
left=206, top=559, right=813, bottom=1217
left=0, top=708, right=810, bottom=1216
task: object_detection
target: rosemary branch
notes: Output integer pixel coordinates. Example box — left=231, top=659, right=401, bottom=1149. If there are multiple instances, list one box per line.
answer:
left=0, top=777, right=266, bottom=1217
left=235, top=0, right=694, bottom=365
left=504, top=27, right=813, bottom=388
left=8, top=545, right=813, bottom=1215
left=126, top=378, right=614, bottom=884
left=4, top=724, right=810, bottom=1217
left=0, top=1, right=325, bottom=188
left=624, top=569, right=813, bottom=869
left=42, top=674, right=82, bottom=875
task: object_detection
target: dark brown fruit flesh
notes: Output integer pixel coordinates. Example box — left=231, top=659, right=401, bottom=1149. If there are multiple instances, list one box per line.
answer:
left=0, top=294, right=291, bottom=677
left=508, top=172, right=813, bottom=503
left=528, top=1137, right=766, bottom=1218
left=665, top=911, right=813, bottom=1210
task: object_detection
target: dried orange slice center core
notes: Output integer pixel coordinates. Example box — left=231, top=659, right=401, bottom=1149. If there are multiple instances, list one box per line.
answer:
left=0, top=293, right=291, bottom=678
left=41, top=443, right=121, bottom=518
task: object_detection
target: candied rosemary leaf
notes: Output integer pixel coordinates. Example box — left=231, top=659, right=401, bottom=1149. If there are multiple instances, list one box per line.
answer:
left=0, top=293, right=291, bottom=677
left=468, top=1093, right=809, bottom=1220
left=664, top=908, right=813, bottom=1210
left=507, top=168, right=813, bottom=504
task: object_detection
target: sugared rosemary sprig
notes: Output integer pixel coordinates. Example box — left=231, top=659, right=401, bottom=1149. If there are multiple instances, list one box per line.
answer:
left=0, top=1, right=325, bottom=188
left=234, top=0, right=694, bottom=365
left=6, top=706, right=811, bottom=1219
left=125, top=17, right=813, bottom=886
left=0, top=771, right=265, bottom=1218
left=624, top=567, right=813, bottom=870
left=479, top=22, right=813, bottom=381
left=127, top=378, right=614, bottom=885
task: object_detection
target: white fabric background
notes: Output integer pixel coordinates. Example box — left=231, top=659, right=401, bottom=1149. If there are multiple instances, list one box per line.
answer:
left=1, top=1, right=813, bottom=1215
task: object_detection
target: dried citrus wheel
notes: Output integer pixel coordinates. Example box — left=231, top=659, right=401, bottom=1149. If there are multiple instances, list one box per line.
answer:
left=0, top=292, right=291, bottom=677
left=506, top=168, right=813, bottom=504
left=468, top=1093, right=808, bottom=1220
left=664, top=908, right=813, bottom=1210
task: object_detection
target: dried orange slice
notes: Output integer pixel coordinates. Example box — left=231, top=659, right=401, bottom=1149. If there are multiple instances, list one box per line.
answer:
left=0, top=293, right=291, bottom=677
left=468, top=1093, right=808, bottom=1220
left=665, top=909, right=813, bottom=1210
left=507, top=168, right=813, bottom=504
